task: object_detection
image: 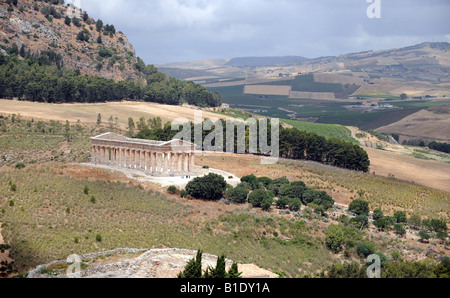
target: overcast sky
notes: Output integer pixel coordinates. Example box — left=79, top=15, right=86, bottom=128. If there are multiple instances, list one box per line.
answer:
left=77, top=0, right=450, bottom=64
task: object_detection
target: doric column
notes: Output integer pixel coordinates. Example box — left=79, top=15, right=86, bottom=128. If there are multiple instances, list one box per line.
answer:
left=188, top=153, right=192, bottom=172
left=118, top=148, right=123, bottom=167
left=177, top=153, right=183, bottom=172
left=163, top=152, right=168, bottom=173
left=126, top=149, right=130, bottom=169
left=179, top=153, right=184, bottom=172
left=169, top=152, right=174, bottom=173
left=156, top=152, right=162, bottom=173
left=136, top=150, right=141, bottom=170
left=100, top=146, right=104, bottom=165
left=147, top=151, right=152, bottom=172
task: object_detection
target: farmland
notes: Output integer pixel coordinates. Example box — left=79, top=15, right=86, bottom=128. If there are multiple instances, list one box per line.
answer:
left=207, top=83, right=450, bottom=132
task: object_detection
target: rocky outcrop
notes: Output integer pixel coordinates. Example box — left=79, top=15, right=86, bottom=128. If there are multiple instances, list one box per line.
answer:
left=27, top=248, right=279, bottom=278
left=0, top=0, right=139, bottom=81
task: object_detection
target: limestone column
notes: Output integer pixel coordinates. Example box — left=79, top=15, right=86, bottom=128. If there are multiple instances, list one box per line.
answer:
left=142, top=150, right=147, bottom=171
left=118, top=148, right=123, bottom=167
left=162, top=152, right=168, bottom=173
left=153, top=152, right=157, bottom=173
left=99, top=146, right=104, bottom=165
left=188, top=153, right=192, bottom=172
left=179, top=153, right=184, bottom=172
left=177, top=153, right=182, bottom=172
left=136, top=150, right=140, bottom=170
left=147, top=151, right=152, bottom=173
left=156, top=152, right=162, bottom=173
left=169, top=152, right=174, bottom=173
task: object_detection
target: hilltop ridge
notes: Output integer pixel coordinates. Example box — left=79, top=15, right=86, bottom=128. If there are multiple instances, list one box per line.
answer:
left=0, top=0, right=138, bottom=81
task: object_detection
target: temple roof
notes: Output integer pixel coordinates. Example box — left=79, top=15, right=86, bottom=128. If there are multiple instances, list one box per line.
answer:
left=91, top=132, right=194, bottom=147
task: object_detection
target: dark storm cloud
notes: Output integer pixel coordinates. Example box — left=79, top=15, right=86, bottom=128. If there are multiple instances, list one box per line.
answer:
left=79, top=0, right=450, bottom=64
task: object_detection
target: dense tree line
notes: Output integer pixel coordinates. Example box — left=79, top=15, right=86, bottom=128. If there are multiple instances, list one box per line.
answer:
left=133, top=116, right=370, bottom=172
left=0, top=46, right=222, bottom=107
left=280, top=127, right=370, bottom=172
left=428, top=141, right=450, bottom=154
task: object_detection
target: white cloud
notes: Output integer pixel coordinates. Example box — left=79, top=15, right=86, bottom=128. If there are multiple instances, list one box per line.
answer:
left=75, top=0, right=450, bottom=63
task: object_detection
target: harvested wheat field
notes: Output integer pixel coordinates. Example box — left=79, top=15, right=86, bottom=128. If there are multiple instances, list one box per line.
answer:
left=0, top=99, right=225, bottom=128
left=377, top=108, right=450, bottom=142
left=364, top=147, right=450, bottom=193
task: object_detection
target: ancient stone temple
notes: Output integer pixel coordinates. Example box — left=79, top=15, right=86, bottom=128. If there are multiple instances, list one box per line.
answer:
left=90, top=132, right=195, bottom=175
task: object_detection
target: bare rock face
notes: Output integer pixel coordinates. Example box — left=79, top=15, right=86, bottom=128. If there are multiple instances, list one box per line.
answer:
left=0, top=0, right=139, bottom=81
left=27, top=248, right=279, bottom=278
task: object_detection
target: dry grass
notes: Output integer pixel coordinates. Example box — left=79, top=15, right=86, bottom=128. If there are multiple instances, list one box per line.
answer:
left=197, top=152, right=450, bottom=220
left=0, top=99, right=227, bottom=129
left=377, top=109, right=450, bottom=142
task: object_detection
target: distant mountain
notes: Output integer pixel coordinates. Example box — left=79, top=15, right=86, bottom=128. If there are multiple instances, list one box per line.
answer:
left=225, top=56, right=310, bottom=67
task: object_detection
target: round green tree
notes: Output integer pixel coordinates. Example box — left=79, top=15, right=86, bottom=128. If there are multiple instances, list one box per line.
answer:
left=185, top=173, right=226, bottom=201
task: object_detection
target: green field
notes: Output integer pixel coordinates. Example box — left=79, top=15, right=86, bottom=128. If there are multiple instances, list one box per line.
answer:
left=208, top=84, right=450, bottom=131
left=281, top=119, right=358, bottom=144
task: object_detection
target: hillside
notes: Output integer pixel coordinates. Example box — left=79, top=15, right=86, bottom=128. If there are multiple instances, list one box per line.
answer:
left=0, top=0, right=139, bottom=81
left=225, top=56, right=310, bottom=67
left=0, top=116, right=448, bottom=277
left=157, top=42, right=450, bottom=99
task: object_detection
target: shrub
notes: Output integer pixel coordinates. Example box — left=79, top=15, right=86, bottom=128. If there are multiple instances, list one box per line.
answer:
left=270, top=177, right=290, bottom=196
left=418, top=230, right=430, bottom=242
left=394, top=211, right=407, bottom=223
left=325, top=224, right=346, bottom=252
left=276, top=196, right=289, bottom=209
left=351, top=214, right=369, bottom=229
left=90, top=196, right=96, bottom=203
left=83, top=185, right=89, bottom=195
left=356, top=242, right=375, bottom=258
left=167, top=185, right=178, bottom=194
left=394, top=223, right=406, bottom=237
left=348, top=199, right=369, bottom=216
left=228, top=186, right=249, bottom=204
left=248, top=189, right=267, bottom=208
left=372, top=208, right=384, bottom=221
left=185, top=173, right=226, bottom=201
left=288, top=197, right=302, bottom=212
left=261, top=196, right=274, bottom=211
left=241, top=174, right=258, bottom=190
left=180, top=190, right=187, bottom=198
left=98, top=47, right=113, bottom=58
left=15, top=162, right=25, bottom=169
left=408, top=214, right=422, bottom=228
left=95, top=234, right=102, bottom=242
